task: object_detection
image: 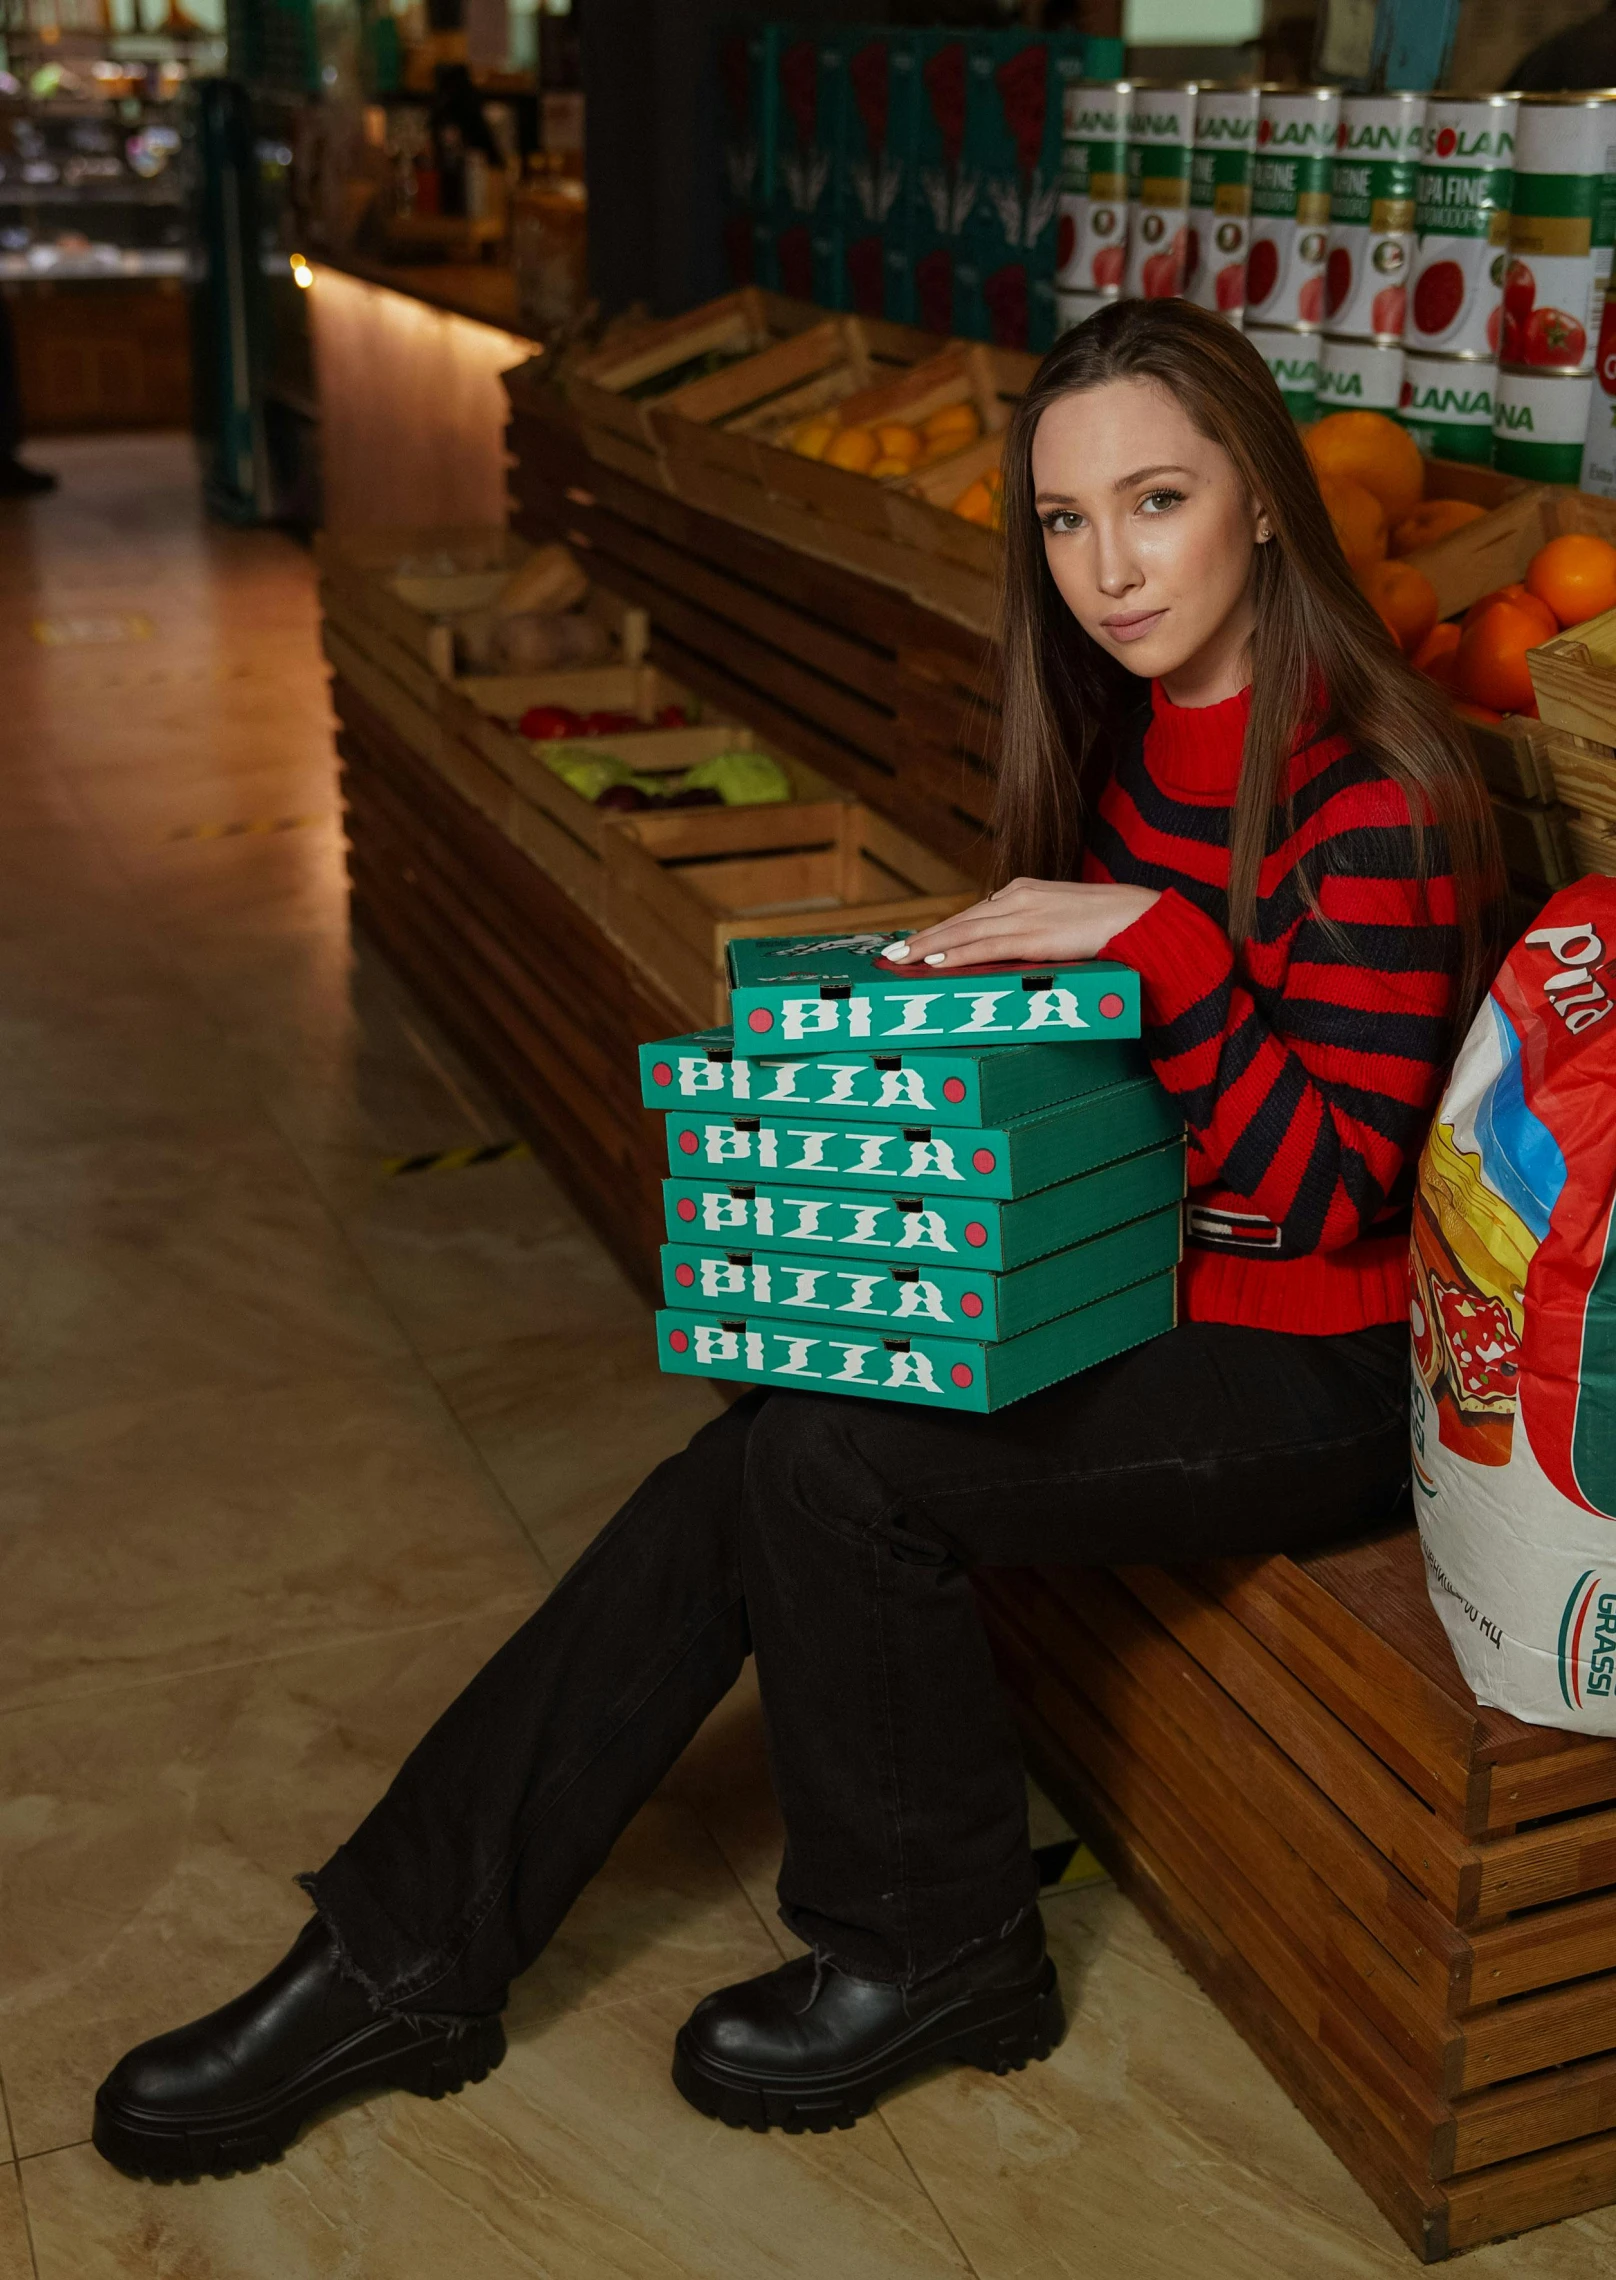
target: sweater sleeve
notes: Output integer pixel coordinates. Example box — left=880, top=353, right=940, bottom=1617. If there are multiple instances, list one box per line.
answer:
left=1102, top=792, right=1458, bottom=1259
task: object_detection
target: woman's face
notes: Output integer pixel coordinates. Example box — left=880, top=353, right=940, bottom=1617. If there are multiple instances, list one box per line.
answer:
left=1031, top=376, right=1268, bottom=695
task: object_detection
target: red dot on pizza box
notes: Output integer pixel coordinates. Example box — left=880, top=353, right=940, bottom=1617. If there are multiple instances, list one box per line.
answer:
left=950, top=1364, right=974, bottom=1389
left=747, top=1008, right=774, bottom=1033
left=971, top=1148, right=996, bottom=1175
left=960, top=1291, right=984, bottom=1318
left=965, top=1222, right=988, bottom=1248
left=651, top=1061, right=673, bottom=1087
left=677, top=1129, right=699, bottom=1154
left=1098, top=992, right=1125, bottom=1019
left=669, top=1330, right=690, bottom=1353
left=942, top=1076, right=967, bottom=1103
left=675, top=1263, right=695, bottom=1287
left=676, top=1198, right=697, bottom=1222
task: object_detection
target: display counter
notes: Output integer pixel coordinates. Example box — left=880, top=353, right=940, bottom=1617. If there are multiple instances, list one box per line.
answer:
left=307, top=256, right=536, bottom=534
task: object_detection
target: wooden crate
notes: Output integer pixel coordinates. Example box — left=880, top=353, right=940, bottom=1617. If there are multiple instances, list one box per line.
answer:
left=562, top=288, right=866, bottom=489
left=1529, top=597, right=1616, bottom=749
left=652, top=340, right=1029, bottom=629
left=333, top=672, right=682, bottom=1299
left=978, top=1526, right=1616, bottom=2261
left=1408, top=484, right=1616, bottom=624
left=505, top=366, right=1000, bottom=875
left=601, top=799, right=976, bottom=1028
left=1489, top=792, right=1575, bottom=892
left=440, top=682, right=849, bottom=923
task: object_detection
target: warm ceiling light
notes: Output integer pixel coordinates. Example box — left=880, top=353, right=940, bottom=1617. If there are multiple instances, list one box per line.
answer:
left=290, top=254, right=313, bottom=288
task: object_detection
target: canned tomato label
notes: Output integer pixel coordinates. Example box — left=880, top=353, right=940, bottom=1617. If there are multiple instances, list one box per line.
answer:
left=1248, top=324, right=1319, bottom=421
left=1184, top=86, right=1259, bottom=319
left=1318, top=334, right=1405, bottom=414
left=1583, top=293, right=1616, bottom=496
left=1502, top=95, right=1616, bottom=374
left=1409, top=95, right=1516, bottom=357
left=1325, top=91, right=1423, bottom=342
left=1248, top=88, right=1339, bottom=330
left=1397, top=351, right=1496, bottom=464
left=1494, top=366, right=1592, bottom=482
left=1055, top=287, right=1105, bottom=335
left=1124, top=82, right=1196, bottom=301
left=1057, top=80, right=1131, bottom=297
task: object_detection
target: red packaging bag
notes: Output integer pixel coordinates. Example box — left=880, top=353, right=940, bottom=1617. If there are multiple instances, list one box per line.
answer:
left=1412, top=880, right=1616, bottom=1728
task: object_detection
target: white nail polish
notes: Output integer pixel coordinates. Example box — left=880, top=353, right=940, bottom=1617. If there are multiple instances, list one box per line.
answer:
left=924, top=952, right=946, bottom=966
left=883, top=943, right=910, bottom=961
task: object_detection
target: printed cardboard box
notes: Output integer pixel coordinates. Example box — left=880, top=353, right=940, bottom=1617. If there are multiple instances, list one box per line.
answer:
left=663, top=1138, right=1187, bottom=1271
left=760, top=28, right=851, bottom=306
left=718, top=24, right=779, bottom=288
left=658, top=1269, right=1176, bottom=1411
left=957, top=31, right=1087, bottom=354
left=661, top=1201, right=1181, bottom=1340
left=664, top=1077, right=1180, bottom=1200
left=639, top=1027, right=1146, bottom=1123
left=726, top=931, right=1141, bottom=1053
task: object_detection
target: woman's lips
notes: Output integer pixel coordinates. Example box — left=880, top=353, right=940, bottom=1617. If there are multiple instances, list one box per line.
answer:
left=1100, top=609, right=1167, bottom=643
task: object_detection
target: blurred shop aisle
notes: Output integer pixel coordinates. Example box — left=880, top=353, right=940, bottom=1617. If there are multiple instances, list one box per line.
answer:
left=0, top=437, right=1611, bottom=2280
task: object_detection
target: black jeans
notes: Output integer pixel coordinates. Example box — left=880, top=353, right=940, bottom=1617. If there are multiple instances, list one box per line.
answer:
left=305, top=1318, right=1409, bottom=2007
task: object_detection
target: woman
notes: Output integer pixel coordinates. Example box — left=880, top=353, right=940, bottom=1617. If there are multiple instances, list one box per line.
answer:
left=93, top=299, right=1501, bottom=2179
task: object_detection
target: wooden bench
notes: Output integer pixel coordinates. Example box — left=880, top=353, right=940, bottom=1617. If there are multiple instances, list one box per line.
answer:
left=978, top=1531, right=1616, bottom=2262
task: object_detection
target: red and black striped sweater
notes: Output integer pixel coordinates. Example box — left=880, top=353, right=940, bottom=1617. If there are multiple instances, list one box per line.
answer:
left=1087, top=680, right=1458, bottom=1336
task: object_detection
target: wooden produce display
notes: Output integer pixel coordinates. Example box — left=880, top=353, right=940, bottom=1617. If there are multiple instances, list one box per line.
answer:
left=603, top=802, right=975, bottom=1028
left=1526, top=603, right=1616, bottom=878
left=562, top=289, right=929, bottom=491
left=505, top=360, right=1000, bottom=876
left=652, top=339, right=1032, bottom=630
left=979, top=1529, right=1616, bottom=2263
left=1408, top=481, right=1616, bottom=625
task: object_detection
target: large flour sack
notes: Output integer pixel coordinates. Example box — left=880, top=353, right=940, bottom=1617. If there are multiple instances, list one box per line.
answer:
left=1411, top=880, right=1616, bottom=1731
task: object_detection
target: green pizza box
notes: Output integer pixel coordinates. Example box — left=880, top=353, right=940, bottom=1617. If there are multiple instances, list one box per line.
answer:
left=661, top=1201, right=1181, bottom=1341
left=664, top=1075, right=1179, bottom=1200
left=662, top=1135, right=1186, bottom=1271
left=639, top=1027, right=1145, bottom=1125
left=724, top=932, right=1140, bottom=1055
left=656, top=1270, right=1177, bottom=1412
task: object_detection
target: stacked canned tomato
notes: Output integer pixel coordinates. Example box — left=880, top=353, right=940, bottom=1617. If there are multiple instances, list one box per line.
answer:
left=1497, top=96, right=1616, bottom=485
left=1401, top=96, right=1515, bottom=467
left=1244, top=87, right=1339, bottom=422
left=1317, top=93, right=1423, bottom=424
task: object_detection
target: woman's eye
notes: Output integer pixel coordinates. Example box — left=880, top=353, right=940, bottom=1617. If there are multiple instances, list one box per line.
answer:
left=1139, top=488, right=1186, bottom=514
left=1041, top=509, right=1083, bottom=534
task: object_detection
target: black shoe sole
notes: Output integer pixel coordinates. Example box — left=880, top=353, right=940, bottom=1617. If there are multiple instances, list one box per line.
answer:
left=670, top=1958, right=1065, bottom=2134
left=91, top=2013, right=507, bottom=2183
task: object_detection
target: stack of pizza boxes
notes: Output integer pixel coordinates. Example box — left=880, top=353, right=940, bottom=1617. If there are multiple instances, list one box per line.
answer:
left=639, top=932, right=1186, bottom=1413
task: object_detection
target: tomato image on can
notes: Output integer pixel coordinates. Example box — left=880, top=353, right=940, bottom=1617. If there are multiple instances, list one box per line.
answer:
left=1056, top=78, right=1131, bottom=297
left=1409, top=93, right=1516, bottom=358
left=1500, top=93, right=1616, bottom=375
left=1183, top=84, right=1258, bottom=321
left=1247, top=86, right=1339, bottom=331
left=1324, top=91, right=1422, bottom=343
left=1123, top=81, right=1196, bottom=301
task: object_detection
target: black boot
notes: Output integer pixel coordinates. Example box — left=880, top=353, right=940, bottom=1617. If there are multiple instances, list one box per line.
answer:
left=672, top=1908, right=1062, bottom=2133
left=92, top=1916, right=506, bottom=2182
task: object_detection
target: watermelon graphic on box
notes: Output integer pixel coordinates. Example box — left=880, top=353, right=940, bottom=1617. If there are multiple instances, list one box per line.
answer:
left=663, top=1138, right=1186, bottom=1273
left=664, top=1079, right=1178, bottom=1200
left=834, top=29, right=922, bottom=318
left=717, top=25, right=779, bottom=289
left=658, top=1269, right=1177, bottom=1411
left=725, top=932, right=1140, bottom=1055
left=896, top=32, right=976, bottom=333
left=960, top=31, right=1086, bottom=351
left=761, top=29, right=849, bottom=305
left=661, top=1201, right=1181, bottom=1340
left=639, top=1027, right=1146, bottom=1124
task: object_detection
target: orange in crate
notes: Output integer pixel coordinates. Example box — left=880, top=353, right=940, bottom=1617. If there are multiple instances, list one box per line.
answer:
left=1359, top=559, right=1439, bottom=655
left=1524, top=532, right=1616, bottom=629
left=1305, top=410, right=1424, bottom=524
left=1391, top=498, right=1485, bottom=556
left=1455, top=596, right=1552, bottom=716
left=1318, top=473, right=1387, bottom=572
left=1411, top=620, right=1461, bottom=687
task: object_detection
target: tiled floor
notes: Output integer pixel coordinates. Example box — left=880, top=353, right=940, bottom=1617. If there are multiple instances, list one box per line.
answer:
left=1, top=434, right=1611, bottom=2278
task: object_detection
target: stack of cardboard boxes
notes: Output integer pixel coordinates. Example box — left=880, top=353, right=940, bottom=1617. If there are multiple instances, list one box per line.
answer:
left=719, top=22, right=1123, bottom=353
left=641, top=934, right=1185, bottom=1412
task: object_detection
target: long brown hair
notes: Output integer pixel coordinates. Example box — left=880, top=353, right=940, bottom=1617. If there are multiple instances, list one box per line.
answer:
left=994, top=297, right=1503, bottom=1038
